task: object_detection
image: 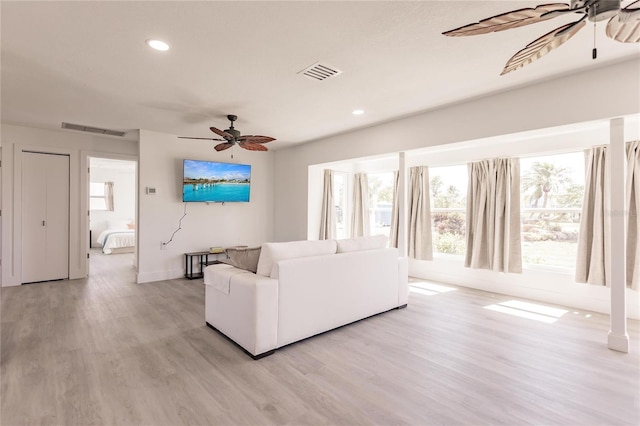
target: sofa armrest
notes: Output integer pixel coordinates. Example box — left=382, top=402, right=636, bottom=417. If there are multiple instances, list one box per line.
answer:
left=205, top=266, right=278, bottom=356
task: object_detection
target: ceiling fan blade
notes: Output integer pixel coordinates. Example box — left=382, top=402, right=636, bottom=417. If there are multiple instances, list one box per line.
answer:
left=178, top=136, right=226, bottom=141
left=606, top=0, right=640, bottom=42
left=620, top=0, right=640, bottom=21
left=236, top=135, right=276, bottom=144
left=501, top=17, right=586, bottom=75
left=210, top=127, right=234, bottom=140
left=214, top=142, right=234, bottom=152
left=442, top=3, right=571, bottom=37
left=540, top=4, right=587, bottom=20
left=239, top=142, right=268, bottom=152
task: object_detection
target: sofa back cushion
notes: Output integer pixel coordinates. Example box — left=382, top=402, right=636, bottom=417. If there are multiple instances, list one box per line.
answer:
left=336, top=235, right=388, bottom=253
left=223, top=246, right=262, bottom=273
left=256, top=240, right=337, bottom=277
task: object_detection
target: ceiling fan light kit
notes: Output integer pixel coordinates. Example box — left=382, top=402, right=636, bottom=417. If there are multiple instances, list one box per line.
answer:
left=178, top=114, right=275, bottom=154
left=442, top=0, right=640, bottom=75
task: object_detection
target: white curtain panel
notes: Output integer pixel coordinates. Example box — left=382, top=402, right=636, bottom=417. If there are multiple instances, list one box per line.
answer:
left=319, top=169, right=336, bottom=240
left=350, top=173, right=370, bottom=238
left=465, top=158, right=522, bottom=273
left=626, top=141, right=640, bottom=290
left=389, top=171, right=400, bottom=249
left=408, top=166, right=433, bottom=260
left=576, top=146, right=609, bottom=286
left=105, top=181, right=115, bottom=212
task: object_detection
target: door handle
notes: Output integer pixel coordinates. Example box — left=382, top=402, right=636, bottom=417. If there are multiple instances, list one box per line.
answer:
left=42, top=220, right=46, bottom=226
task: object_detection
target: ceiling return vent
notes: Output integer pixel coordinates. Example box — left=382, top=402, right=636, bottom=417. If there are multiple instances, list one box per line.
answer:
left=298, top=61, right=343, bottom=81
left=61, top=122, right=126, bottom=137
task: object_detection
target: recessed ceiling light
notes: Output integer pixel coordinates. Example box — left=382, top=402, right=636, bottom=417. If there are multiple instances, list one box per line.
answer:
left=352, top=109, right=364, bottom=116
left=146, top=39, right=170, bottom=51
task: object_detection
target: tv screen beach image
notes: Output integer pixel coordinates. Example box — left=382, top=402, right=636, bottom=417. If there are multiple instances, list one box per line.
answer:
left=183, top=160, right=251, bottom=202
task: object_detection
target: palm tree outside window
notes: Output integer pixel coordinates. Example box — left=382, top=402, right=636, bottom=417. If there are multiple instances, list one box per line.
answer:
left=520, top=152, right=585, bottom=268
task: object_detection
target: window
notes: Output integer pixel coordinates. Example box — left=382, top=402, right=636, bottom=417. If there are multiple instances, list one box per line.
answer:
left=430, top=165, right=467, bottom=255
left=368, top=172, right=395, bottom=238
left=90, top=182, right=107, bottom=210
left=333, top=172, right=348, bottom=239
left=520, top=152, right=584, bottom=268
left=90, top=181, right=114, bottom=211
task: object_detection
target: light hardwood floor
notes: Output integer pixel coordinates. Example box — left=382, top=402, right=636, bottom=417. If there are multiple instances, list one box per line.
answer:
left=1, top=250, right=639, bottom=425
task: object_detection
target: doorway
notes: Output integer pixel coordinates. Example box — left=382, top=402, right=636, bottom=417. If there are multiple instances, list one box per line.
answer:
left=88, top=157, right=137, bottom=278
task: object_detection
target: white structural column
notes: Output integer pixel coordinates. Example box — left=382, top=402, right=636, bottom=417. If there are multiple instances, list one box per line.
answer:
left=397, top=152, right=407, bottom=257
left=608, top=117, right=629, bottom=353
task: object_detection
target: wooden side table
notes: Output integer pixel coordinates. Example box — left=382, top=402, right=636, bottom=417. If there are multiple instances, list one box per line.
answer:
left=184, top=250, right=226, bottom=279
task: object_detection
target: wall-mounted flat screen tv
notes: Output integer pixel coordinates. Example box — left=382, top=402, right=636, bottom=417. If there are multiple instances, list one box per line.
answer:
left=183, top=159, right=251, bottom=203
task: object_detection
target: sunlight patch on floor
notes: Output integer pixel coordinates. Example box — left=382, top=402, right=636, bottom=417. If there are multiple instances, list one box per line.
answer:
left=409, top=280, right=457, bottom=296
left=409, top=287, right=439, bottom=296
left=484, top=299, right=569, bottom=324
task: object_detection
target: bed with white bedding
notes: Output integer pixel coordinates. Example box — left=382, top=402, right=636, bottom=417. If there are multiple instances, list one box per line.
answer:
left=96, top=228, right=135, bottom=254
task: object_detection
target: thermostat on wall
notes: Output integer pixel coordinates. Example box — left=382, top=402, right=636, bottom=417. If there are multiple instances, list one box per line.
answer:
left=146, top=187, right=156, bottom=194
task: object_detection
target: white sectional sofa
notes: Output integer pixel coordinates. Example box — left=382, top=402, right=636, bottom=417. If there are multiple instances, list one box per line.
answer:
left=204, top=236, right=408, bottom=359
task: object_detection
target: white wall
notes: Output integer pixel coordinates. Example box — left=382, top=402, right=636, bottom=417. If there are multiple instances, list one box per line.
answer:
left=0, top=124, right=138, bottom=286
left=136, top=129, right=274, bottom=283
left=89, top=159, right=137, bottom=246
left=273, top=59, right=640, bottom=317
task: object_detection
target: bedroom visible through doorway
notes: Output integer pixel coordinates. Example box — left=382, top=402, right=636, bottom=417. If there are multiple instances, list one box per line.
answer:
left=89, top=157, right=137, bottom=275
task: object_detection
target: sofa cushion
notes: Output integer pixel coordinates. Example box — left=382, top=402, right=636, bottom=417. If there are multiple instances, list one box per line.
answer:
left=223, top=246, right=261, bottom=273
left=336, top=235, right=388, bottom=253
left=256, top=240, right=337, bottom=277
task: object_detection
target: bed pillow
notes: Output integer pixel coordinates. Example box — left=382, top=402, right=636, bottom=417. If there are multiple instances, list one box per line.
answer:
left=256, top=240, right=337, bottom=277
left=224, top=247, right=261, bottom=273
left=336, top=235, right=388, bottom=253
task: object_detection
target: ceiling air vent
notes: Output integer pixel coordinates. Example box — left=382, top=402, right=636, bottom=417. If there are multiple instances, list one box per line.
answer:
left=298, top=61, right=343, bottom=81
left=61, top=122, right=126, bottom=137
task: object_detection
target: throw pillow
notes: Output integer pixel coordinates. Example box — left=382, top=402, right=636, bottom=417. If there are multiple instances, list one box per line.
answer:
left=225, top=247, right=261, bottom=273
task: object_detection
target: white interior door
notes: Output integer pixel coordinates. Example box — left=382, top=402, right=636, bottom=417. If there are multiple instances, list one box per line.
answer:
left=45, top=154, right=70, bottom=280
left=22, top=152, right=69, bottom=283
left=22, top=152, right=48, bottom=283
